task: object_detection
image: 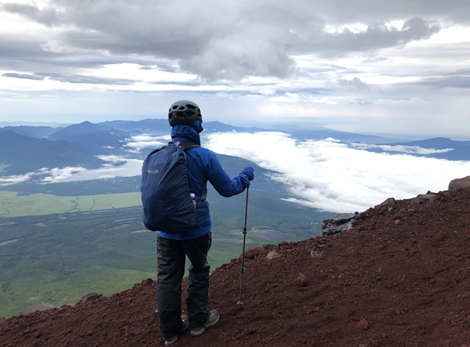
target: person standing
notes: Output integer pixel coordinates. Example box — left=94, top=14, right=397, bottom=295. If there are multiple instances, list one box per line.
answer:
left=153, top=100, right=254, bottom=346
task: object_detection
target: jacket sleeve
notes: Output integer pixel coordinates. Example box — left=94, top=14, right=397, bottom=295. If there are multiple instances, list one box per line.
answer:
left=206, top=152, right=250, bottom=197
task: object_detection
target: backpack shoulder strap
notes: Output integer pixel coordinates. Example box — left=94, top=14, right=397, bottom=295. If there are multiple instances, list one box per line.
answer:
left=167, top=141, right=205, bottom=201
left=168, top=141, right=200, bottom=150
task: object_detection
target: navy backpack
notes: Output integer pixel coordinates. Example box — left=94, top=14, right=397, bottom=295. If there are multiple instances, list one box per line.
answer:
left=141, top=142, right=199, bottom=233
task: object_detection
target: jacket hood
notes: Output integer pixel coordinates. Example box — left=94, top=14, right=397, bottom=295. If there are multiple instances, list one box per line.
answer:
left=171, top=120, right=203, bottom=145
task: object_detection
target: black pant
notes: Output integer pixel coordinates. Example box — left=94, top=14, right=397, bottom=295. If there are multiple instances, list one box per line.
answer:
left=157, top=232, right=211, bottom=339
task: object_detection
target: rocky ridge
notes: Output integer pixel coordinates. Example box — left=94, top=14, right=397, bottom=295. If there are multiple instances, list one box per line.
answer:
left=1, top=186, right=470, bottom=347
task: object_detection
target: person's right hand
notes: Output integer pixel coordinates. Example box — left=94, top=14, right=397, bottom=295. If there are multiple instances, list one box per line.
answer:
left=241, top=167, right=254, bottom=181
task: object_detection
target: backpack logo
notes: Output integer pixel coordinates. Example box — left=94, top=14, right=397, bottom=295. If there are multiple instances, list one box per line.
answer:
left=147, top=169, right=159, bottom=174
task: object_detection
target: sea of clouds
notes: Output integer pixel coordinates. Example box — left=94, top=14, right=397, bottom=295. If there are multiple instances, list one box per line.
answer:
left=203, top=132, right=470, bottom=213
left=2, top=131, right=470, bottom=214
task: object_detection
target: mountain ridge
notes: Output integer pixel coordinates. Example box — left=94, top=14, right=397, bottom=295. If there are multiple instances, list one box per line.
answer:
left=0, top=131, right=106, bottom=175
left=2, top=120, right=470, bottom=177
left=1, top=187, right=470, bottom=346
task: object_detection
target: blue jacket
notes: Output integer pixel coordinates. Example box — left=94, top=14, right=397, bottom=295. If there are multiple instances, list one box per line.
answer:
left=158, top=121, right=250, bottom=240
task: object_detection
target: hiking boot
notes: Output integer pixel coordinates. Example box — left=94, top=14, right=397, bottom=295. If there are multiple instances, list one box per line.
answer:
left=190, top=310, right=220, bottom=337
left=164, top=315, right=189, bottom=346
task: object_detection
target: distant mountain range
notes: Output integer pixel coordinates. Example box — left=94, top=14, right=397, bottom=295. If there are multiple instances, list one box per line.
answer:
left=0, top=131, right=105, bottom=175
left=1, top=120, right=469, bottom=177
left=46, top=121, right=127, bottom=141
left=0, top=125, right=59, bottom=138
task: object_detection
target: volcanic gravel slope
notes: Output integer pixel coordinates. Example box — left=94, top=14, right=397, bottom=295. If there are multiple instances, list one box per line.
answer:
left=2, top=188, right=470, bottom=347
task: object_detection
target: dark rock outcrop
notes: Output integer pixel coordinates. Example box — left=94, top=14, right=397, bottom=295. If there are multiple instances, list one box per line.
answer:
left=321, top=212, right=358, bottom=236
left=322, top=191, right=441, bottom=237
left=376, top=197, right=397, bottom=214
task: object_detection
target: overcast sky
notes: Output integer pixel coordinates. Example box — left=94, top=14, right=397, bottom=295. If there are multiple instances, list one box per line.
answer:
left=1, top=0, right=470, bottom=139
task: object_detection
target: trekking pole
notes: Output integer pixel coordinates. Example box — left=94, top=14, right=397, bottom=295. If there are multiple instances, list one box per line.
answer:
left=237, top=186, right=249, bottom=310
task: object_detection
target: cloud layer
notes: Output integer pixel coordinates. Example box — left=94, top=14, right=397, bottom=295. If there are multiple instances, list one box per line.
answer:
left=0, top=156, right=143, bottom=185
left=205, top=132, right=470, bottom=212
left=1, top=0, right=457, bottom=80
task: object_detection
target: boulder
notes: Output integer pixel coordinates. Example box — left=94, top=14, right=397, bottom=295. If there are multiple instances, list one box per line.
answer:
left=77, top=293, right=102, bottom=305
left=449, top=176, right=470, bottom=191
left=266, top=250, right=281, bottom=260
left=377, top=197, right=396, bottom=214
left=411, top=193, right=436, bottom=204
left=381, top=197, right=397, bottom=206
left=321, top=212, right=358, bottom=236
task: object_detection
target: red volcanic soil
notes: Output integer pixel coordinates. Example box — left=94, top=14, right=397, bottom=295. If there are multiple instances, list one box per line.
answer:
left=2, top=188, right=470, bottom=347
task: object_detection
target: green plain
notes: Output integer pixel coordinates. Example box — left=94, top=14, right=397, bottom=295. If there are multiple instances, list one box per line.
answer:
left=0, top=191, right=141, bottom=217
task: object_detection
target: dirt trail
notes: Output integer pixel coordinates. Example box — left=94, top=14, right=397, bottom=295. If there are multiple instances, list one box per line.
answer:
left=1, top=188, right=470, bottom=347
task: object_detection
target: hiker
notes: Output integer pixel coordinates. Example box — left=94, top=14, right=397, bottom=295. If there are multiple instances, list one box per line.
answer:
left=151, top=100, right=254, bottom=346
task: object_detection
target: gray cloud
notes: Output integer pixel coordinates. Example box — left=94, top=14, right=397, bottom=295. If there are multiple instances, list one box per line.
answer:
left=2, top=73, right=44, bottom=80
left=1, top=0, right=463, bottom=80
left=421, top=76, right=470, bottom=89
left=289, top=18, right=440, bottom=57
left=295, top=0, right=470, bottom=25
left=0, top=35, right=113, bottom=73
left=3, top=71, right=135, bottom=85
left=1, top=3, right=59, bottom=26
left=47, top=74, right=135, bottom=85
left=180, top=38, right=297, bottom=80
